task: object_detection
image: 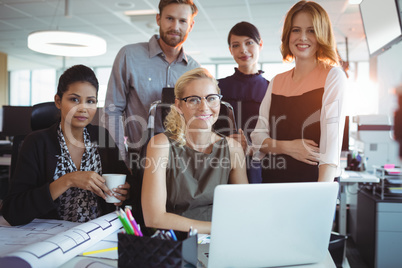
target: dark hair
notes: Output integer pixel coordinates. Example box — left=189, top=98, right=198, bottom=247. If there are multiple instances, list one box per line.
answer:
left=56, top=65, right=99, bottom=98
left=158, top=0, right=198, bottom=17
left=227, top=21, right=261, bottom=46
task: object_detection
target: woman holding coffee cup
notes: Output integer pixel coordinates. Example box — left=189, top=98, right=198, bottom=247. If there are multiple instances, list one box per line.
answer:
left=141, top=68, right=248, bottom=234
left=3, top=65, right=131, bottom=226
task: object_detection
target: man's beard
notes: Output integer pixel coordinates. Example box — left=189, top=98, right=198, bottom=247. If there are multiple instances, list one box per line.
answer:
left=160, top=29, right=185, bottom=47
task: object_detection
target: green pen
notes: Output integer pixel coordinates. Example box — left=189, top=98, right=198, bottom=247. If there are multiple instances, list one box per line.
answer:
left=116, top=210, right=134, bottom=235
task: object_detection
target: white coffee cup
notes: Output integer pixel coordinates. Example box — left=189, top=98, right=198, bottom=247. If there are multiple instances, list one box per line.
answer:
left=103, top=174, right=126, bottom=203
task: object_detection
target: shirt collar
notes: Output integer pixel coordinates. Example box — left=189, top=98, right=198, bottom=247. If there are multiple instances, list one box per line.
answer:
left=234, top=67, right=264, bottom=77
left=149, top=34, right=189, bottom=64
left=57, top=123, right=93, bottom=152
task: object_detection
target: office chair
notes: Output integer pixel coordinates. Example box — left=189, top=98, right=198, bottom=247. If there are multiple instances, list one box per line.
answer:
left=30, top=102, right=60, bottom=131
left=10, top=102, right=60, bottom=180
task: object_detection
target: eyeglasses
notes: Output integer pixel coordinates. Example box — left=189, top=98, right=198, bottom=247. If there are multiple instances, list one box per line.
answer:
left=180, top=94, right=223, bottom=109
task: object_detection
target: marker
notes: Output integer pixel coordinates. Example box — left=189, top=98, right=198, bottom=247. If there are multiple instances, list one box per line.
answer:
left=124, top=207, right=143, bottom=237
left=124, top=208, right=138, bottom=236
left=116, top=210, right=134, bottom=235
left=82, top=247, right=118, bottom=256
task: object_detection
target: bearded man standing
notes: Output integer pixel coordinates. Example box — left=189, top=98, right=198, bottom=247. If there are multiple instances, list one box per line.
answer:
left=104, top=0, right=200, bottom=166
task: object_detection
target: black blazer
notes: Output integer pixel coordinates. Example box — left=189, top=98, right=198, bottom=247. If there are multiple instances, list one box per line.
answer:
left=2, top=123, right=132, bottom=226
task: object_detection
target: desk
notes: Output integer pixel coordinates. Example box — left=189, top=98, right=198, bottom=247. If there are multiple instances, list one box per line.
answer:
left=1, top=213, right=336, bottom=268
left=338, top=170, right=379, bottom=236
left=0, top=155, right=11, bottom=166
left=0, top=141, right=12, bottom=166
left=60, top=249, right=336, bottom=268
left=0, top=215, right=336, bottom=268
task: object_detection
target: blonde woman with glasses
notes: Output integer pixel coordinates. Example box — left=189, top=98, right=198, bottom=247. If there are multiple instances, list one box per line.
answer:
left=142, top=67, right=248, bottom=234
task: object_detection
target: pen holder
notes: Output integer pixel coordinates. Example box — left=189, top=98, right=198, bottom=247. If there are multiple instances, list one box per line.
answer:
left=118, top=231, right=198, bottom=268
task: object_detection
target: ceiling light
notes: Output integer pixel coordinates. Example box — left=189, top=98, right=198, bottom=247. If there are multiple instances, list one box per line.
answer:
left=124, top=9, right=157, bottom=16
left=27, top=31, right=107, bottom=57
left=116, top=2, right=135, bottom=9
left=348, top=0, right=363, bottom=4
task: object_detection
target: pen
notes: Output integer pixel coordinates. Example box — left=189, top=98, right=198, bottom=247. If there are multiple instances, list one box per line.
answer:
left=151, top=230, right=161, bottom=238
left=165, top=231, right=173, bottom=240
left=124, top=207, right=143, bottom=237
left=188, top=226, right=193, bottom=237
left=82, top=247, right=118, bottom=256
left=169, top=229, right=178, bottom=241
left=116, top=210, right=134, bottom=235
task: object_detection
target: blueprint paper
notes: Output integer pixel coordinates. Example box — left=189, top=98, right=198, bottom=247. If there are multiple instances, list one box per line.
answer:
left=0, top=217, right=79, bottom=256
left=60, top=257, right=116, bottom=268
left=0, top=213, right=122, bottom=268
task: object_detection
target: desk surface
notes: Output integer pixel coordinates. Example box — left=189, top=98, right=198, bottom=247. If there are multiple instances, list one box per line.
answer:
left=340, top=170, right=379, bottom=183
left=197, top=245, right=335, bottom=268
left=60, top=250, right=336, bottom=268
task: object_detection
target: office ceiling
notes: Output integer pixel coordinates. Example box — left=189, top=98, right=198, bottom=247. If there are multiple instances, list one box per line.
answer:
left=0, top=0, right=368, bottom=71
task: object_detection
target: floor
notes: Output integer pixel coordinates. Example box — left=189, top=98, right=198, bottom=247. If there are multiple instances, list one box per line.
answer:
left=331, top=210, right=370, bottom=268
left=344, top=237, right=369, bottom=268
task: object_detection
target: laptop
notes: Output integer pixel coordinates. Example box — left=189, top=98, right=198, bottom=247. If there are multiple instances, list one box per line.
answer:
left=203, top=182, right=339, bottom=268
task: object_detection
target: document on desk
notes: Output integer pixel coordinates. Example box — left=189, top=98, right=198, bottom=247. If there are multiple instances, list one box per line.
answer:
left=0, top=212, right=122, bottom=268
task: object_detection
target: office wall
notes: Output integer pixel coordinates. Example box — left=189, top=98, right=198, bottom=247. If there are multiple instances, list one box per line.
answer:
left=0, top=52, right=8, bottom=106
left=377, top=42, right=402, bottom=118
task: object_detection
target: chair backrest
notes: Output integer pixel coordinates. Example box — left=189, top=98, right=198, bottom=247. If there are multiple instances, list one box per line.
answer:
left=9, top=134, right=25, bottom=181
left=30, top=102, right=60, bottom=131
left=10, top=102, right=60, bottom=181
left=162, top=87, right=175, bottom=104
left=214, top=101, right=238, bottom=136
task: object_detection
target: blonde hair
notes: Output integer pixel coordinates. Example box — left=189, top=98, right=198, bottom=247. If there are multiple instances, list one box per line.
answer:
left=280, top=0, right=339, bottom=66
left=164, top=67, right=220, bottom=146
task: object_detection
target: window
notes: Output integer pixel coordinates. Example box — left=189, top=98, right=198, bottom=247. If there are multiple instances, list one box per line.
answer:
left=7, top=61, right=377, bottom=120
left=9, top=69, right=56, bottom=106
left=9, top=70, right=30, bottom=106
left=344, top=61, right=378, bottom=116
left=201, top=64, right=217, bottom=78
left=95, top=67, right=112, bottom=107
left=31, top=69, right=56, bottom=105
left=262, top=63, right=294, bottom=81
left=217, top=64, right=237, bottom=79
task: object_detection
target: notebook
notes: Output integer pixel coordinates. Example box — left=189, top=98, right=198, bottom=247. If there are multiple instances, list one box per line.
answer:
left=203, top=182, right=339, bottom=268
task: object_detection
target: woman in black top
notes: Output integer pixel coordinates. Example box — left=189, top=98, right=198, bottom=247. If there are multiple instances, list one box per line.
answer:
left=218, top=21, right=269, bottom=183
left=3, top=65, right=131, bottom=226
